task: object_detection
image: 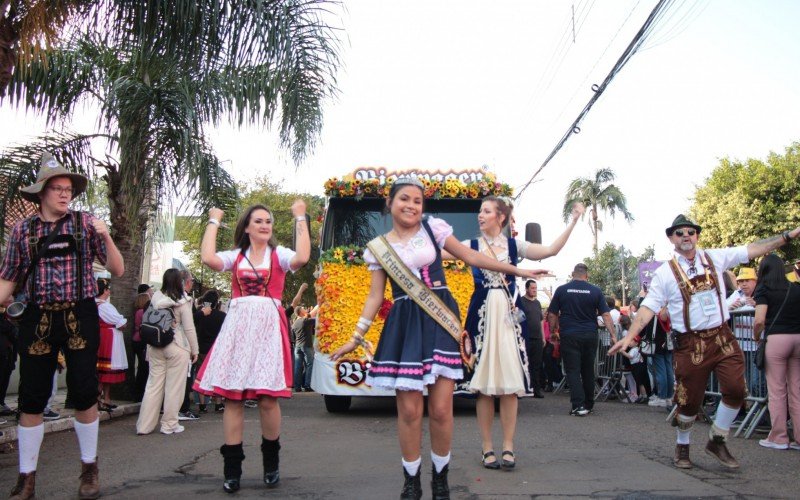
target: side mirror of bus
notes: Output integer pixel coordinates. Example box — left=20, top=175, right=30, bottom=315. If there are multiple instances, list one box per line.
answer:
left=525, top=223, right=542, bottom=244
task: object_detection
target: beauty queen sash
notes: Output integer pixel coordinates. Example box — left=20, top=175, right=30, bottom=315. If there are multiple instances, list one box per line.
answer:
left=366, top=236, right=475, bottom=370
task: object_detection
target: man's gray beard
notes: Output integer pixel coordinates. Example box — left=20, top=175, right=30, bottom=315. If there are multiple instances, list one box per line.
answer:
left=679, top=242, right=694, bottom=252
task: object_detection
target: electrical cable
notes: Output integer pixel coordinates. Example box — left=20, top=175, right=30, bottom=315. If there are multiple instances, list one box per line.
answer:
left=515, top=0, right=675, bottom=200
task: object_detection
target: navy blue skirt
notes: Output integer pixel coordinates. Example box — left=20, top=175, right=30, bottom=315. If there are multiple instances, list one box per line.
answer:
left=366, top=287, right=464, bottom=392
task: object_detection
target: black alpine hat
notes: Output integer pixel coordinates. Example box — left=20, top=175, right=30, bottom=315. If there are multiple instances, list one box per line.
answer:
left=666, top=214, right=702, bottom=237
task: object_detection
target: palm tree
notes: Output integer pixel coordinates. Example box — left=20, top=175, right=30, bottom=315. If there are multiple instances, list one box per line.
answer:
left=562, top=167, right=633, bottom=254
left=0, top=0, right=92, bottom=96
left=0, top=1, right=341, bottom=319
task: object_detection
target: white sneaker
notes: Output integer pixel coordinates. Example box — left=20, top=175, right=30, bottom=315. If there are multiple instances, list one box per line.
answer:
left=647, top=397, right=664, bottom=407
left=758, top=439, right=788, bottom=450
left=161, top=425, right=185, bottom=435
left=790, top=442, right=800, bottom=451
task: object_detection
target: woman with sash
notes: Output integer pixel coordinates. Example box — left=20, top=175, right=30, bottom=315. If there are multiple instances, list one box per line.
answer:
left=452, top=196, right=583, bottom=470
left=331, top=177, right=549, bottom=500
left=194, top=201, right=310, bottom=494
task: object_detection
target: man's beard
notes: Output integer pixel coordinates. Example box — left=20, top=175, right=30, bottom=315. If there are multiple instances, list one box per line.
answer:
left=678, top=241, right=694, bottom=252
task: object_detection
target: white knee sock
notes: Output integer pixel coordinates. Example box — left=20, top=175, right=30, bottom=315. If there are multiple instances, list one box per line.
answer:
left=17, top=424, right=44, bottom=473
left=431, top=451, right=451, bottom=473
left=713, top=402, right=739, bottom=433
left=676, top=414, right=694, bottom=445
left=402, top=456, right=421, bottom=476
left=74, top=418, right=99, bottom=463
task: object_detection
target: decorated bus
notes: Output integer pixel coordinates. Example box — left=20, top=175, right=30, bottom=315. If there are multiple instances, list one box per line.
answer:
left=310, top=167, right=522, bottom=412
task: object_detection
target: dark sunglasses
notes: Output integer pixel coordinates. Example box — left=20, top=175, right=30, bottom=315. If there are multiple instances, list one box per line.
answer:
left=674, top=229, right=696, bottom=237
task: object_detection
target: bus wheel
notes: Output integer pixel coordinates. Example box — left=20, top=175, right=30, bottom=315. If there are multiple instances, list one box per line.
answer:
left=324, top=395, right=352, bottom=413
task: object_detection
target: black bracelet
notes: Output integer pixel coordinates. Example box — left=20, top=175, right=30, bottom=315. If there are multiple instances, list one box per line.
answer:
left=783, top=231, right=792, bottom=243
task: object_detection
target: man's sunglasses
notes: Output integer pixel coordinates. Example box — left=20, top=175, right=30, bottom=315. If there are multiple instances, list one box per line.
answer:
left=674, top=229, right=696, bottom=237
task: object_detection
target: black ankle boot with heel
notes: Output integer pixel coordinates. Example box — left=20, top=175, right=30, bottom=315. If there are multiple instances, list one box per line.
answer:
left=261, top=437, right=281, bottom=487
left=220, top=443, right=245, bottom=494
left=431, top=464, right=450, bottom=500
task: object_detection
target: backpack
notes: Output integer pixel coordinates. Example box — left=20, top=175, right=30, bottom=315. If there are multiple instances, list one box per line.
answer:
left=140, top=304, right=176, bottom=347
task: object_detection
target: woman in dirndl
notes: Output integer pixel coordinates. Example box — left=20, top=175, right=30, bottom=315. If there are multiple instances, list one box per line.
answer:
left=454, top=197, right=583, bottom=470
left=95, top=277, right=127, bottom=411
left=194, top=200, right=310, bottom=494
left=331, top=178, right=548, bottom=500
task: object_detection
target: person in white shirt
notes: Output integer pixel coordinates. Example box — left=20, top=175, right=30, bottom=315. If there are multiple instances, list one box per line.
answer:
left=610, top=214, right=800, bottom=471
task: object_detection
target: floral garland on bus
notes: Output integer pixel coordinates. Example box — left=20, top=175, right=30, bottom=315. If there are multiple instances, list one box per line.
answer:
left=323, top=173, right=513, bottom=200
left=315, top=247, right=474, bottom=356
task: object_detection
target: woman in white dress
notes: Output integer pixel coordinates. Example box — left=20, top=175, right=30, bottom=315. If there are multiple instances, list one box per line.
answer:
left=450, top=197, right=584, bottom=470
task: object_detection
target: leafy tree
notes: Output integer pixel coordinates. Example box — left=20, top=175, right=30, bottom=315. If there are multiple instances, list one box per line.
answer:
left=689, top=142, right=800, bottom=262
left=0, top=2, right=341, bottom=319
left=583, top=243, right=654, bottom=303
left=179, top=177, right=324, bottom=307
left=562, top=168, right=634, bottom=254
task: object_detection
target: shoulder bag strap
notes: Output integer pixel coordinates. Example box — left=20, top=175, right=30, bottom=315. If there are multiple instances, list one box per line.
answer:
left=15, top=216, right=70, bottom=299
left=765, top=285, right=792, bottom=338
left=481, top=236, right=516, bottom=309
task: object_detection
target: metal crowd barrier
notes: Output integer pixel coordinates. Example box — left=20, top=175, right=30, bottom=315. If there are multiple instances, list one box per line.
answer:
left=594, top=327, right=632, bottom=402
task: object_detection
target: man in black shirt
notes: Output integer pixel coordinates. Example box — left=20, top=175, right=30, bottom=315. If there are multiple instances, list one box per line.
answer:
left=548, top=264, right=616, bottom=416
left=519, top=280, right=545, bottom=398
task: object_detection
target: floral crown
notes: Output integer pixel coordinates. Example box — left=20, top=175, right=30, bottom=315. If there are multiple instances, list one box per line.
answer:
left=497, top=195, right=514, bottom=210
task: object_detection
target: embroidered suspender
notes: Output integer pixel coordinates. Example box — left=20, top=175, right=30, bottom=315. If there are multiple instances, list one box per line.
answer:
left=667, top=252, right=726, bottom=333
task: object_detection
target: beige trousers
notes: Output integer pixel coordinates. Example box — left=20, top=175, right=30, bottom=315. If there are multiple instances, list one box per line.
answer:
left=136, top=343, right=190, bottom=434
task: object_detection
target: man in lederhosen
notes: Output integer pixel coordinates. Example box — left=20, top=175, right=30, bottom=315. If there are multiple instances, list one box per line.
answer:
left=610, top=214, right=800, bottom=470
left=0, top=153, right=124, bottom=499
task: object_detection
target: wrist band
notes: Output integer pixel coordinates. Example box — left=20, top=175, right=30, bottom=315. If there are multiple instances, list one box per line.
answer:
left=208, top=218, right=220, bottom=226
left=296, top=216, right=307, bottom=222
left=783, top=231, right=792, bottom=243
left=633, top=335, right=641, bottom=343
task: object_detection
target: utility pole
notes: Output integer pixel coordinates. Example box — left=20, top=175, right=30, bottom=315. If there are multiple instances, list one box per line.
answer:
left=620, top=245, right=627, bottom=306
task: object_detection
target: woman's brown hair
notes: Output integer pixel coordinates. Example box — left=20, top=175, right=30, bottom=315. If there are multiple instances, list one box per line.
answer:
left=133, top=293, right=151, bottom=310
left=233, top=204, right=278, bottom=251
left=482, top=195, right=513, bottom=229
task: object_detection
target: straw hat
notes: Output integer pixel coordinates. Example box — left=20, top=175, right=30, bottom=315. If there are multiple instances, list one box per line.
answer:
left=19, top=152, right=88, bottom=203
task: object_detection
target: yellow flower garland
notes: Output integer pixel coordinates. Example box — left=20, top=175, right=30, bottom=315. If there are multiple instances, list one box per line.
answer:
left=315, top=262, right=474, bottom=356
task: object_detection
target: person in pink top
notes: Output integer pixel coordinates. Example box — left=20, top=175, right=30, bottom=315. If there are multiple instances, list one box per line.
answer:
left=194, top=201, right=310, bottom=494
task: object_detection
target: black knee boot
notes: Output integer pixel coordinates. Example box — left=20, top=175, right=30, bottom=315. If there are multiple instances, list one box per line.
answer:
left=260, top=437, right=280, bottom=487
left=431, top=464, right=450, bottom=500
left=400, top=467, right=422, bottom=500
left=220, top=443, right=245, bottom=494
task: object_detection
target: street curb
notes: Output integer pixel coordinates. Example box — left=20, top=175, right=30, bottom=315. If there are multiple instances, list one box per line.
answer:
left=0, top=403, right=140, bottom=445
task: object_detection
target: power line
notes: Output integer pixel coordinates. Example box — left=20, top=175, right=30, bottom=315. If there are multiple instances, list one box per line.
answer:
left=514, top=0, right=675, bottom=201
left=549, top=0, right=644, bottom=130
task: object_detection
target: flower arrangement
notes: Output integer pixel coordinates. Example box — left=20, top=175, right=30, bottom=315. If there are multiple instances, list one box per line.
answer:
left=319, top=245, right=365, bottom=266
left=315, top=259, right=475, bottom=356
left=323, top=173, right=513, bottom=200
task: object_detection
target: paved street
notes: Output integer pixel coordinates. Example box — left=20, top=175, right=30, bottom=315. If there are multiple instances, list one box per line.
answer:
left=0, top=391, right=797, bottom=499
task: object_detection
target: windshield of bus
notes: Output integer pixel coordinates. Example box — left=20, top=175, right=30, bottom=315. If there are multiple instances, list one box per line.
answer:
left=322, top=197, right=485, bottom=250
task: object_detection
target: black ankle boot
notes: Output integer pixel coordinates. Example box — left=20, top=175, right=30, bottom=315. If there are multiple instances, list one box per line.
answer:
left=400, top=467, right=422, bottom=500
left=431, top=464, right=450, bottom=500
left=220, top=443, right=245, bottom=494
left=260, top=437, right=280, bottom=487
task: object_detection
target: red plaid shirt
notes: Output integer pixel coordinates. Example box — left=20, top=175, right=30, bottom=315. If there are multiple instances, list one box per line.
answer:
left=0, top=210, right=107, bottom=305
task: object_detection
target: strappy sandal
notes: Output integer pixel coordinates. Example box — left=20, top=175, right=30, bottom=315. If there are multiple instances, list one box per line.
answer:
left=501, top=450, right=515, bottom=470
left=482, top=451, right=501, bottom=470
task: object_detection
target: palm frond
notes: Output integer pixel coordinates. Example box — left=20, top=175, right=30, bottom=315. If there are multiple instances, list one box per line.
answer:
left=0, top=131, right=104, bottom=242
